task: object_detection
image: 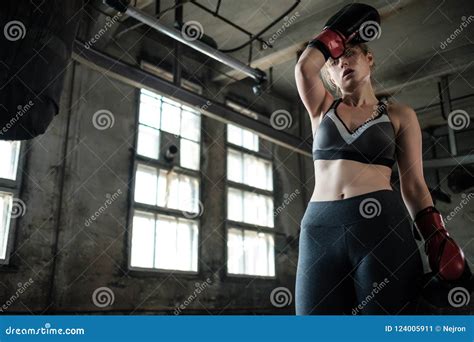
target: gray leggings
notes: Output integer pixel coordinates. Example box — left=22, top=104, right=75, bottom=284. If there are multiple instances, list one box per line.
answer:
left=295, top=189, right=424, bottom=315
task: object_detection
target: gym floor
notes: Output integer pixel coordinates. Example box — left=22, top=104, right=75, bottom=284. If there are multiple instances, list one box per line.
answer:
left=0, top=0, right=473, bottom=315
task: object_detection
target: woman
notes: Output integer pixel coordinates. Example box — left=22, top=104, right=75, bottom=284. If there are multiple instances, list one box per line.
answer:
left=294, top=3, right=467, bottom=315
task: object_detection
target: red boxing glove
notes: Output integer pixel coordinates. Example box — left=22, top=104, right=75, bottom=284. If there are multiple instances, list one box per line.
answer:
left=307, top=3, right=381, bottom=60
left=308, top=29, right=347, bottom=61
left=414, top=206, right=466, bottom=281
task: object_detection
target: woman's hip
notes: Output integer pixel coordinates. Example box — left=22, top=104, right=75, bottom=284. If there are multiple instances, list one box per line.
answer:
left=301, top=189, right=409, bottom=229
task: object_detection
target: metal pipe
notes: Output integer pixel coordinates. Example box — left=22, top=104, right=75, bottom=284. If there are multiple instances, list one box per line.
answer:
left=414, top=93, right=474, bottom=114
left=423, top=154, right=474, bottom=168
left=189, top=0, right=269, bottom=49
left=104, top=0, right=266, bottom=83
left=439, top=75, right=457, bottom=155
left=217, top=0, right=301, bottom=53
left=72, top=40, right=309, bottom=157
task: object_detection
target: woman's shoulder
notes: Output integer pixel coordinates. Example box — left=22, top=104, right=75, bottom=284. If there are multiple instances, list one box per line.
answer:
left=386, top=100, right=416, bottom=115
left=384, top=100, right=418, bottom=136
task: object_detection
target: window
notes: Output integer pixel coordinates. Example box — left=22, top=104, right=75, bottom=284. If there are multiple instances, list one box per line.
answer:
left=137, top=89, right=201, bottom=170
left=0, top=140, right=22, bottom=263
left=130, top=89, right=201, bottom=272
left=226, top=124, right=275, bottom=277
left=130, top=211, right=198, bottom=271
left=227, top=148, right=273, bottom=191
left=227, top=228, right=275, bottom=276
left=134, top=164, right=199, bottom=212
left=227, top=123, right=258, bottom=152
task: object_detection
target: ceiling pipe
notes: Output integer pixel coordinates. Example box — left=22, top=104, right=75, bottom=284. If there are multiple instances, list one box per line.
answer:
left=103, top=0, right=267, bottom=87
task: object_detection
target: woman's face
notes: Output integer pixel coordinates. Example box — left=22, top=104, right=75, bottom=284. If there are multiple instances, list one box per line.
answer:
left=327, top=46, right=373, bottom=92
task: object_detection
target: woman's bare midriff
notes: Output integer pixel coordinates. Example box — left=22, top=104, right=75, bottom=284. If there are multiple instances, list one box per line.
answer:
left=310, top=159, right=393, bottom=202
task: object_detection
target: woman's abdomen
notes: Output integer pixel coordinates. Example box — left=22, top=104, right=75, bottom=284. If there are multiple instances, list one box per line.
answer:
left=311, top=159, right=393, bottom=201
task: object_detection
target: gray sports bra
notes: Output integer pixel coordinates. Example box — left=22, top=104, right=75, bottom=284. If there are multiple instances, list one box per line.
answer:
left=312, top=98, right=396, bottom=167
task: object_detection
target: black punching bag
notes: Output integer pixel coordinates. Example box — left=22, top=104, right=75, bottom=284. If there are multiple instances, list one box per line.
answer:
left=0, top=0, right=83, bottom=140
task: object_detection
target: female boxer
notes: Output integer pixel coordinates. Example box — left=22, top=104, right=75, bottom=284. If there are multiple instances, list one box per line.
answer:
left=294, top=3, right=467, bottom=315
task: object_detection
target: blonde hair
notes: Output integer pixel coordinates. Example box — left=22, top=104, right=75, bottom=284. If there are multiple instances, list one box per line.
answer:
left=320, top=42, right=375, bottom=97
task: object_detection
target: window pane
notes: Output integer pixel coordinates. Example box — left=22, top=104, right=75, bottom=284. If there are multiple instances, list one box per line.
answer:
left=243, top=154, right=263, bottom=189
left=227, top=228, right=274, bottom=276
left=265, top=161, right=273, bottom=191
left=243, top=230, right=275, bottom=276
left=141, top=88, right=161, bottom=99
left=266, top=196, right=274, bottom=228
left=161, top=102, right=181, bottom=135
left=227, top=149, right=242, bottom=183
left=139, top=92, right=161, bottom=129
left=180, top=111, right=200, bottom=141
left=241, top=191, right=273, bottom=227
left=130, top=211, right=155, bottom=268
left=180, top=139, right=200, bottom=171
left=178, top=175, right=199, bottom=213
left=243, top=191, right=259, bottom=225
left=162, top=96, right=182, bottom=107
left=157, top=170, right=199, bottom=212
left=227, top=228, right=244, bottom=274
left=154, top=214, right=198, bottom=272
left=227, top=188, right=243, bottom=222
left=157, top=169, right=168, bottom=207
left=242, top=128, right=258, bottom=151
left=137, top=125, right=160, bottom=159
left=227, top=124, right=258, bottom=151
left=166, top=172, right=179, bottom=210
left=155, top=214, right=177, bottom=270
left=176, top=218, right=198, bottom=271
left=0, top=141, right=20, bottom=181
left=266, top=233, right=275, bottom=276
left=227, top=124, right=242, bottom=146
left=0, top=192, right=13, bottom=260
left=243, top=230, right=259, bottom=275
left=134, top=164, right=157, bottom=205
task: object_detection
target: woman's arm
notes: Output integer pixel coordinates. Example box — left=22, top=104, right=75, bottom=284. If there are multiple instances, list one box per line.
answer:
left=394, top=104, right=434, bottom=218
left=294, top=48, right=332, bottom=121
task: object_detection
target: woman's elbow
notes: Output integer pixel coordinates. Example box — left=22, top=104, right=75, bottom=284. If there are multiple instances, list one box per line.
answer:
left=295, top=58, right=314, bottom=75
left=401, top=180, right=429, bottom=198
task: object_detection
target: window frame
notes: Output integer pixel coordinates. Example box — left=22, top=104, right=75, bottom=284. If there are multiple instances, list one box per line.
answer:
left=127, top=88, right=203, bottom=276
left=224, top=125, right=276, bottom=279
left=0, top=141, right=26, bottom=266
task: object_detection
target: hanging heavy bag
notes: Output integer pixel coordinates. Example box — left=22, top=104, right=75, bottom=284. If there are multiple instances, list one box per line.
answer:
left=0, top=0, right=82, bottom=140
